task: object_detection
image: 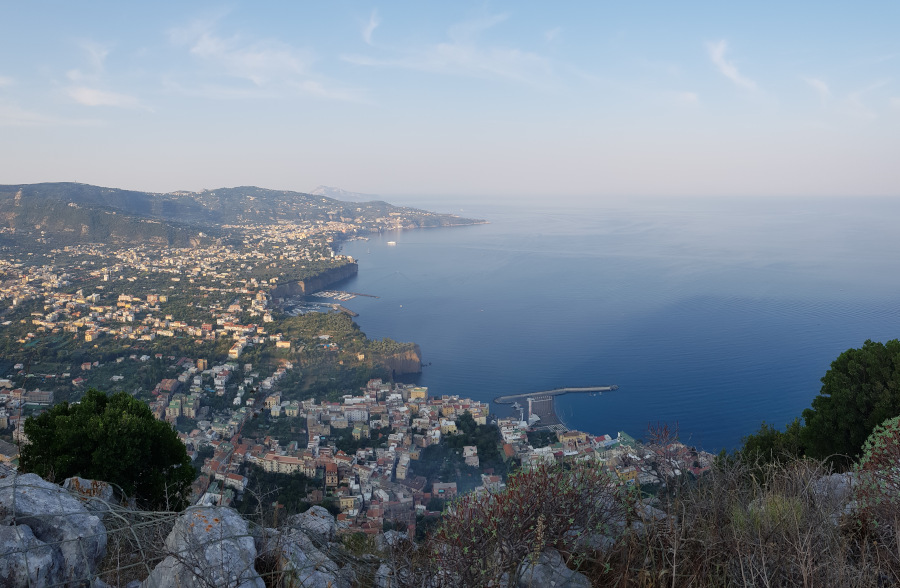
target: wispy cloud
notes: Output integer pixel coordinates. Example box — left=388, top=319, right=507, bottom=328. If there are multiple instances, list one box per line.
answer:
left=363, top=10, right=380, bottom=45
left=0, top=102, right=97, bottom=127
left=448, top=13, right=508, bottom=42
left=187, top=32, right=310, bottom=85
left=0, top=75, right=14, bottom=87
left=845, top=79, right=891, bottom=120
left=668, top=91, right=699, bottom=105
left=168, top=15, right=359, bottom=100
left=802, top=76, right=830, bottom=105
left=64, top=41, right=143, bottom=109
left=892, top=97, right=900, bottom=110
left=544, top=27, right=562, bottom=43
left=706, top=40, right=756, bottom=90
left=66, top=86, right=141, bottom=108
left=343, top=13, right=554, bottom=87
left=67, top=40, right=109, bottom=82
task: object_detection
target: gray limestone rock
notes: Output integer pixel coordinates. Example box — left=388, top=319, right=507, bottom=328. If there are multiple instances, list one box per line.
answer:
left=63, top=476, right=116, bottom=518
left=811, top=472, right=858, bottom=522
left=0, top=473, right=107, bottom=585
left=638, top=502, right=668, bottom=522
left=516, top=549, right=591, bottom=588
left=259, top=527, right=350, bottom=588
left=375, top=530, right=407, bottom=553
left=142, top=506, right=264, bottom=588
left=811, top=472, right=855, bottom=506
left=288, top=505, right=337, bottom=543
left=0, top=524, right=63, bottom=587
left=374, top=563, right=395, bottom=588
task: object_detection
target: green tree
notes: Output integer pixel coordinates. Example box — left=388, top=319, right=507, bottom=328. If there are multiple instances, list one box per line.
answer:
left=20, top=389, right=195, bottom=510
left=801, top=339, right=900, bottom=468
left=740, top=418, right=805, bottom=465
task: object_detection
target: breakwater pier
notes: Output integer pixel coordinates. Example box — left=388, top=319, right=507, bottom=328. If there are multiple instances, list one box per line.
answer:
left=493, top=386, right=618, bottom=405
left=494, top=386, right=618, bottom=433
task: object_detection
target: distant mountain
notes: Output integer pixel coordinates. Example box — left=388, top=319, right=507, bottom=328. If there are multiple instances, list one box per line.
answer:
left=0, top=183, right=211, bottom=246
left=310, top=185, right=381, bottom=202
left=0, top=182, right=483, bottom=245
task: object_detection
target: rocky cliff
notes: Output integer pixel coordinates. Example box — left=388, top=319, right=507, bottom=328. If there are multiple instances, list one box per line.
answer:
left=270, top=262, right=358, bottom=297
left=384, top=345, right=422, bottom=375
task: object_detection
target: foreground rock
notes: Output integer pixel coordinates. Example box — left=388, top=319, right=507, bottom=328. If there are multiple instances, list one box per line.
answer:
left=267, top=529, right=353, bottom=588
left=63, top=475, right=116, bottom=518
left=0, top=473, right=108, bottom=587
left=288, top=505, right=337, bottom=543
left=260, top=506, right=354, bottom=588
left=142, top=506, right=264, bottom=588
left=516, top=549, right=591, bottom=588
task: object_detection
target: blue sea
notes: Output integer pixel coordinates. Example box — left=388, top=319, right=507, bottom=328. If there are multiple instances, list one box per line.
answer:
left=335, top=197, right=900, bottom=452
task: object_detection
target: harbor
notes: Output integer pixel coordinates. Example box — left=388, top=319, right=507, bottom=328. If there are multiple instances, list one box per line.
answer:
left=308, top=290, right=381, bottom=302
left=493, top=385, right=618, bottom=405
left=494, top=386, right=618, bottom=433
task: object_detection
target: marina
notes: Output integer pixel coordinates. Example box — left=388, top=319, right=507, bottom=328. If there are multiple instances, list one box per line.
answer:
left=493, top=385, right=618, bottom=405
left=309, top=290, right=381, bottom=302
left=494, top=386, right=618, bottom=433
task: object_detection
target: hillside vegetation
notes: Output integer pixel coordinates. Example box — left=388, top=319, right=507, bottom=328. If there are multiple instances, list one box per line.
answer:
left=0, top=182, right=482, bottom=245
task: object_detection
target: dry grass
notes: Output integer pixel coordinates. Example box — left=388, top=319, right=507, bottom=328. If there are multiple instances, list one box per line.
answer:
left=15, top=454, right=900, bottom=587
left=583, top=457, right=900, bottom=587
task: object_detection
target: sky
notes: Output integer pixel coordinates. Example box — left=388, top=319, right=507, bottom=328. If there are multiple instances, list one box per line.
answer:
left=1, top=1, right=898, bottom=201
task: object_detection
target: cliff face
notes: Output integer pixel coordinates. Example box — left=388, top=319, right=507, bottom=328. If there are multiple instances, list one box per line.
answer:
left=270, top=263, right=358, bottom=297
left=384, top=345, right=422, bottom=375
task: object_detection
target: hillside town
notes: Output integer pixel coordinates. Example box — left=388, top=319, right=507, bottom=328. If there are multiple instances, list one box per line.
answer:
left=1, top=334, right=715, bottom=537
left=0, top=185, right=716, bottom=541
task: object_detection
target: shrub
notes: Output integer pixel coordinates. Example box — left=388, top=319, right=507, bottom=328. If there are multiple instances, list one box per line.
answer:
left=855, top=415, right=900, bottom=528
left=387, top=461, right=634, bottom=587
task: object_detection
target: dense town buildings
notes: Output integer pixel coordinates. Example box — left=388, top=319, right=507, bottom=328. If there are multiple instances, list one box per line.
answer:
left=0, top=190, right=713, bottom=538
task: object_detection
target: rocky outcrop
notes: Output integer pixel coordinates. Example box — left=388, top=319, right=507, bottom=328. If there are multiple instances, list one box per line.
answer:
left=287, top=505, right=337, bottom=543
left=142, top=506, right=264, bottom=588
left=259, top=506, right=357, bottom=588
left=0, top=471, right=358, bottom=588
left=262, top=528, right=353, bottom=588
left=270, top=263, right=358, bottom=297
left=811, top=472, right=857, bottom=522
left=0, top=524, right=63, bottom=587
left=516, top=549, right=591, bottom=588
left=385, top=345, right=422, bottom=375
left=0, top=473, right=108, bottom=587
left=63, top=476, right=116, bottom=519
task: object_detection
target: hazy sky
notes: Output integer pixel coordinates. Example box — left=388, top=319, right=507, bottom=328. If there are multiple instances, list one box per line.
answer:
left=1, top=1, right=898, bottom=200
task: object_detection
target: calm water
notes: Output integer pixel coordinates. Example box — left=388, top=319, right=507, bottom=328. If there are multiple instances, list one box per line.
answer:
left=336, top=197, right=900, bottom=451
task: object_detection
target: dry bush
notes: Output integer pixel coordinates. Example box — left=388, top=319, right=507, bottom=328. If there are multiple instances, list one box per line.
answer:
left=386, top=461, right=635, bottom=587
left=584, top=456, right=900, bottom=587
left=93, top=503, right=180, bottom=586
